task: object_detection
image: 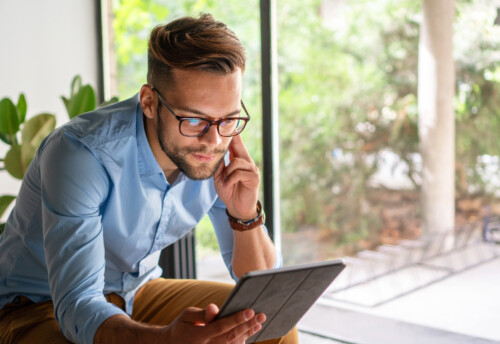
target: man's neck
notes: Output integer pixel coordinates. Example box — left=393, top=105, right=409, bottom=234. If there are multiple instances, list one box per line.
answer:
left=164, top=169, right=180, bottom=185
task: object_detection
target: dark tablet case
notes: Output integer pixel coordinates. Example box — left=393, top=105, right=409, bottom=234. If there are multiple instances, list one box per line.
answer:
left=216, top=259, right=345, bottom=343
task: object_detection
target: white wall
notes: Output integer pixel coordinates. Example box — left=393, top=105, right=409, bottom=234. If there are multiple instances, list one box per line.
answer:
left=0, top=0, right=99, bottom=220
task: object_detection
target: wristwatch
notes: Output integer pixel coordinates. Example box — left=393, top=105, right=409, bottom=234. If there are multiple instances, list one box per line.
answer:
left=226, top=201, right=265, bottom=231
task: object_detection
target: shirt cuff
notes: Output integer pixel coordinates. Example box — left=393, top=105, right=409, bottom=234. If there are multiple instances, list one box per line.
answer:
left=61, top=296, right=128, bottom=344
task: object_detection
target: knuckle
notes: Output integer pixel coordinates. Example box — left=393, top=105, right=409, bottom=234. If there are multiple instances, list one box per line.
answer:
left=237, top=311, right=247, bottom=323
left=213, top=321, right=224, bottom=334
left=225, top=329, right=238, bottom=342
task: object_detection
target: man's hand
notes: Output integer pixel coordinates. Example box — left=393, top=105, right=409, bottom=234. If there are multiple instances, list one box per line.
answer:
left=162, top=304, right=265, bottom=344
left=214, top=135, right=260, bottom=220
left=95, top=304, right=265, bottom=344
left=213, top=134, right=276, bottom=278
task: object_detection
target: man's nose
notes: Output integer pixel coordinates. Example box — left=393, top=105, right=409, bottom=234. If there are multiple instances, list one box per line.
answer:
left=199, top=124, right=222, bottom=147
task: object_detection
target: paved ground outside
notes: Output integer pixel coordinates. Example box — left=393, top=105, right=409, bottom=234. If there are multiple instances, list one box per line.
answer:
left=197, top=242, right=500, bottom=343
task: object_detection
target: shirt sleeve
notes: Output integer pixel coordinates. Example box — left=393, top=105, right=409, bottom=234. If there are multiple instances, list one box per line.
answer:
left=39, top=130, right=127, bottom=344
left=208, top=197, right=283, bottom=281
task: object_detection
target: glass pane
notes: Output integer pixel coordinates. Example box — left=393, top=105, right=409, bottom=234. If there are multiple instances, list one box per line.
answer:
left=277, top=0, right=500, bottom=341
left=111, top=0, right=261, bottom=283
left=277, top=0, right=500, bottom=264
left=277, top=0, right=422, bottom=265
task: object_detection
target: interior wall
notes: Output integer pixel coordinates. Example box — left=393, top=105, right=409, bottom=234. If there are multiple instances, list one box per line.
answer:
left=0, top=0, right=100, bottom=220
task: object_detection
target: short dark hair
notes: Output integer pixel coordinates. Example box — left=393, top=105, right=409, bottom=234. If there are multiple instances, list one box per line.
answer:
left=147, top=14, right=246, bottom=90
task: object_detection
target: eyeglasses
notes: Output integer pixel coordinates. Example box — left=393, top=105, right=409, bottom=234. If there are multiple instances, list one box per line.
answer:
left=152, top=87, right=250, bottom=138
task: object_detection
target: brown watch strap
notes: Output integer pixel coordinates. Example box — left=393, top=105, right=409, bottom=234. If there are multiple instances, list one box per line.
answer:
left=226, top=201, right=265, bottom=231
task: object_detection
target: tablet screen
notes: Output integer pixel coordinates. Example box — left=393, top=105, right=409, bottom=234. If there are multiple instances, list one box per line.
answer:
left=216, top=259, right=345, bottom=342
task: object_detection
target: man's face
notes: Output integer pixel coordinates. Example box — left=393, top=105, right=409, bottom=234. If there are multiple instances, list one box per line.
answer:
left=156, top=68, right=243, bottom=180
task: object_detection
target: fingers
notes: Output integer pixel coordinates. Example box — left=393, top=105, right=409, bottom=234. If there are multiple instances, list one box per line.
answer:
left=179, top=304, right=219, bottom=326
left=229, top=135, right=251, bottom=161
left=213, top=159, right=225, bottom=183
left=219, top=157, right=258, bottom=185
left=177, top=307, right=208, bottom=326
left=220, top=312, right=266, bottom=344
left=222, top=169, right=259, bottom=194
left=206, top=309, right=266, bottom=343
left=204, top=304, right=219, bottom=324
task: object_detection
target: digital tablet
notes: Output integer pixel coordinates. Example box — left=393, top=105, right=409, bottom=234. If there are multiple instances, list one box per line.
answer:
left=215, top=259, right=345, bottom=343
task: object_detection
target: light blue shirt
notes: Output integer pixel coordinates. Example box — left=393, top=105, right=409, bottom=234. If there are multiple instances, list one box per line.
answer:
left=0, top=94, right=281, bottom=344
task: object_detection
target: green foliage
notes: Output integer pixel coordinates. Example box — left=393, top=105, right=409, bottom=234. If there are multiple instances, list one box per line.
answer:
left=0, top=76, right=119, bottom=232
left=453, top=0, right=500, bottom=196
left=0, top=195, right=15, bottom=235
left=276, top=0, right=422, bottom=246
left=0, top=98, right=56, bottom=180
left=0, top=98, right=20, bottom=145
left=111, top=0, right=500, bottom=256
left=62, top=76, right=97, bottom=119
left=113, top=0, right=172, bottom=98
left=276, top=0, right=500, bottom=253
left=195, top=215, right=219, bottom=258
left=61, top=75, right=119, bottom=119
left=0, top=94, right=56, bottom=227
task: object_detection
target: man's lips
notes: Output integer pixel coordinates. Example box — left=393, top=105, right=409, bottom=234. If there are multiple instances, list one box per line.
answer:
left=192, top=153, right=216, bottom=163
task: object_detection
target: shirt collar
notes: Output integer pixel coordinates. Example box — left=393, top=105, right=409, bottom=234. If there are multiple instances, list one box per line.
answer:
left=135, top=95, right=163, bottom=178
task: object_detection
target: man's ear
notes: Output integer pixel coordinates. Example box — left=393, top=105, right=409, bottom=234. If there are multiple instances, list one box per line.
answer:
left=140, top=84, right=156, bottom=119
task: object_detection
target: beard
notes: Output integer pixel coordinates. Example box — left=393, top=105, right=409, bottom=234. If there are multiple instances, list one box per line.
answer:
left=157, top=108, right=227, bottom=180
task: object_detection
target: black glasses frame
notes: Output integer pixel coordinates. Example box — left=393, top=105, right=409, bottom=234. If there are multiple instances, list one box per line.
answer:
left=151, top=87, right=250, bottom=138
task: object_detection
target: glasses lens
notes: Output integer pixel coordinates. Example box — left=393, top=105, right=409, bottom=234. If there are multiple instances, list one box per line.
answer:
left=219, top=118, right=246, bottom=136
left=180, top=118, right=209, bottom=136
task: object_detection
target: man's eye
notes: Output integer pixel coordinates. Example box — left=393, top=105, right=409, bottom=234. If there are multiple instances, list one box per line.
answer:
left=221, top=119, right=236, bottom=126
left=187, top=119, right=202, bottom=126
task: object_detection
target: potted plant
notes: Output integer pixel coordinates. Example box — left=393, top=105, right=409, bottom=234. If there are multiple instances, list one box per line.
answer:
left=0, top=76, right=118, bottom=234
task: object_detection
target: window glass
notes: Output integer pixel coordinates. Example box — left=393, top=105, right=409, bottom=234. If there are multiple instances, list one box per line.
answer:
left=277, top=0, right=500, bottom=265
left=111, top=0, right=261, bottom=282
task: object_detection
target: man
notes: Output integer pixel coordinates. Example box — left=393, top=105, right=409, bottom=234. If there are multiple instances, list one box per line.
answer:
left=0, top=14, right=298, bottom=344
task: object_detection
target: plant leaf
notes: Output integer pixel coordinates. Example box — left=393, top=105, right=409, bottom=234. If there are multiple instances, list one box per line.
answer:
left=0, top=132, right=12, bottom=145
left=68, top=85, right=96, bottom=119
left=61, top=96, right=71, bottom=114
left=0, top=223, right=5, bottom=235
left=5, top=145, right=23, bottom=179
left=0, top=98, right=20, bottom=139
left=0, top=195, right=16, bottom=220
left=21, top=113, right=56, bottom=149
left=20, top=144, right=37, bottom=173
left=17, top=94, right=27, bottom=124
left=71, top=75, right=82, bottom=98
left=98, top=96, right=119, bottom=108
left=4, top=144, right=35, bottom=179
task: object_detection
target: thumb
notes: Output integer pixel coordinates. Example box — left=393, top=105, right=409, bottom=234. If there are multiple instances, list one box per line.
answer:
left=178, top=307, right=207, bottom=325
left=204, top=304, right=219, bottom=324
left=213, top=159, right=225, bottom=182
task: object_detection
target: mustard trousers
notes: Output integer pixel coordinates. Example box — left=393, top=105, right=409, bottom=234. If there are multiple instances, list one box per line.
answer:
left=0, top=278, right=298, bottom=343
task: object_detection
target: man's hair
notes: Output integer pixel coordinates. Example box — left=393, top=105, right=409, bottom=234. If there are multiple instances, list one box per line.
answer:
left=147, top=14, right=246, bottom=90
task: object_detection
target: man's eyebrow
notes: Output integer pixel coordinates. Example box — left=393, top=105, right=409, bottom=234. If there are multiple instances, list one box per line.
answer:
left=175, top=106, right=242, bottom=118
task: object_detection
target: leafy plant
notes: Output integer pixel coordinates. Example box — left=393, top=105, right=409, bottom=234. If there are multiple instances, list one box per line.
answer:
left=0, top=75, right=118, bottom=234
left=0, top=95, right=56, bottom=233
left=62, top=75, right=118, bottom=119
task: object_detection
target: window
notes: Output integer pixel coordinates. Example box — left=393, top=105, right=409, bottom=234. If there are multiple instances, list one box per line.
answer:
left=106, top=0, right=262, bottom=283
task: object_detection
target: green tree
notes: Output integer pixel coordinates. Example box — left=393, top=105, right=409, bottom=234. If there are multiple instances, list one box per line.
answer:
left=111, top=0, right=500, bottom=261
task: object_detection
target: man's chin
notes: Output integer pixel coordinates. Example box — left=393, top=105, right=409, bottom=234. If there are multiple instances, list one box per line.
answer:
left=183, top=156, right=224, bottom=180
left=184, top=166, right=214, bottom=180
